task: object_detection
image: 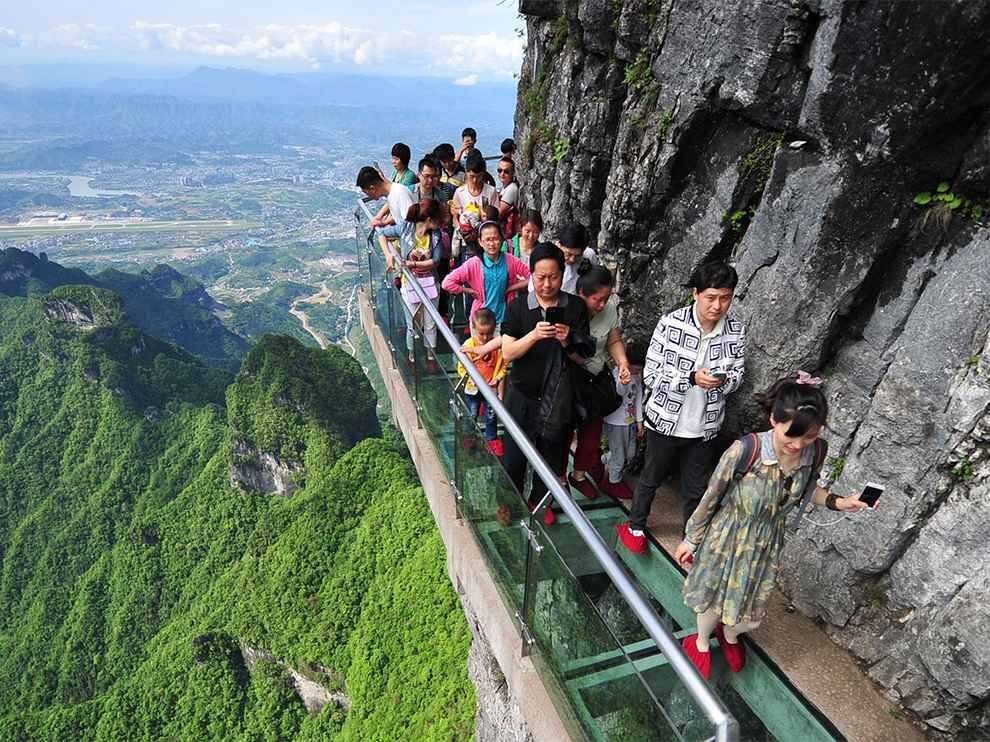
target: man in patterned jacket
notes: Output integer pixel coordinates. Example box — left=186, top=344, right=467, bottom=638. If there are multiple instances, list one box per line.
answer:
left=617, top=262, right=746, bottom=554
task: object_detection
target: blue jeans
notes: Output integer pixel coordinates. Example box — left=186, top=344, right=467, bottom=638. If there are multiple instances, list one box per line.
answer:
left=464, top=392, right=498, bottom=441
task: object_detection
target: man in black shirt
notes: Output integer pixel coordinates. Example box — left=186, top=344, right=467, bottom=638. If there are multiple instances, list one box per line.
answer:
left=501, top=243, right=590, bottom=525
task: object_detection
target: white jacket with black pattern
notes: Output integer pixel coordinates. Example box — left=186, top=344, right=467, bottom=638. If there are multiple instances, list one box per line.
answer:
left=641, top=304, right=746, bottom=440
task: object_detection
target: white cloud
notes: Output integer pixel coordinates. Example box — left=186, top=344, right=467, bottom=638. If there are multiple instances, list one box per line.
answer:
left=38, top=24, right=112, bottom=51
left=0, top=27, right=21, bottom=48
left=1, top=20, right=524, bottom=81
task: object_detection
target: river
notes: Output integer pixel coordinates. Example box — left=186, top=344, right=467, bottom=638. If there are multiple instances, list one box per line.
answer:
left=66, top=176, right=140, bottom=198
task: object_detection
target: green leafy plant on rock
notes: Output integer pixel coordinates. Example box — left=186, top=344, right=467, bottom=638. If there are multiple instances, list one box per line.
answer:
left=552, top=137, right=571, bottom=163
left=912, top=182, right=988, bottom=233
left=738, top=132, right=784, bottom=194
left=826, top=456, right=846, bottom=482
left=657, top=108, right=674, bottom=143
left=951, top=455, right=975, bottom=482
left=723, top=208, right=755, bottom=234
left=624, top=50, right=656, bottom=93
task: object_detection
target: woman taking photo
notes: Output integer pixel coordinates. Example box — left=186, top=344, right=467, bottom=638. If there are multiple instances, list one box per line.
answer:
left=568, top=263, right=632, bottom=500
left=395, top=200, right=445, bottom=370
left=674, top=376, right=870, bottom=679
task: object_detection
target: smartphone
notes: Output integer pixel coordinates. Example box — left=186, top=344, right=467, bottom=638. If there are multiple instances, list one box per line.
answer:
left=860, top=482, right=884, bottom=507
left=710, top=370, right=727, bottom=380
left=545, top=307, right=566, bottom=325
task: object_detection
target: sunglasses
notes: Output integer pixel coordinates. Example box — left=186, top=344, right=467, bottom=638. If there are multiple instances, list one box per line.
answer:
left=497, top=168, right=512, bottom=174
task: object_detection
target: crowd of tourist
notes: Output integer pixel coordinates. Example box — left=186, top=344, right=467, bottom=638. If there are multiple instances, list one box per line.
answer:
left=356, top=127, right=872, bottom=682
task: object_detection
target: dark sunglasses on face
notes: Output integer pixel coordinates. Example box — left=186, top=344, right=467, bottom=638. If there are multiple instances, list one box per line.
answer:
left=497, top=168, right=512, bottom=174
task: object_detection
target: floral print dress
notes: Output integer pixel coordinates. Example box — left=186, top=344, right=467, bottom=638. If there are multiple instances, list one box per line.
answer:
left=682, top=431, right=827, bottom=625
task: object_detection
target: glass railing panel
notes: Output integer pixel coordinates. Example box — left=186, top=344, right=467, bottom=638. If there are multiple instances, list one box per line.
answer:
left=414, top=336, right=459, bottom=475
left=525, top=512, right=685, bottom=742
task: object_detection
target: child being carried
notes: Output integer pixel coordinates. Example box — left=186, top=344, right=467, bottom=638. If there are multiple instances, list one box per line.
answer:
left=457, top=307, right=506, bottom=457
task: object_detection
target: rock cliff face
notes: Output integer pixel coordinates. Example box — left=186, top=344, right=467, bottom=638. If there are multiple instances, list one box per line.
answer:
left=514, top=0, right=990, bottom=736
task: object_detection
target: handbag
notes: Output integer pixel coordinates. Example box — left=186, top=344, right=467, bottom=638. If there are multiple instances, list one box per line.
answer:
left=572, top=364, right=623, bottom=424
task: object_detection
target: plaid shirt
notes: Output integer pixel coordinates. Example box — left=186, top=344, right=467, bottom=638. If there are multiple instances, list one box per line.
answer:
left=642, top=304, right=746, bottom=440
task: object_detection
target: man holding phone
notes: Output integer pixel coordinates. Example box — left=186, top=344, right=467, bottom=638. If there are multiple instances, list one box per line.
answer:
left=617, top=261, right=747, bottom=554
left=502, top=243, right=592, bottom=524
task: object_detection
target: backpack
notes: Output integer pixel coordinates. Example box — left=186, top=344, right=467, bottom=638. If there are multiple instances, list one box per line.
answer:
left=730, top=432, right=828, bottom=530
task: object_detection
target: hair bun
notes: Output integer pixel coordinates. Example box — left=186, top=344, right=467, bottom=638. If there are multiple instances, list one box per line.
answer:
left=576, top=257, right=592, bottom=276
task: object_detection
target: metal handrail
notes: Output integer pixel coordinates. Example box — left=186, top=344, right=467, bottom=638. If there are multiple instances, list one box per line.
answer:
left=355, top=198, right=739, bottom=742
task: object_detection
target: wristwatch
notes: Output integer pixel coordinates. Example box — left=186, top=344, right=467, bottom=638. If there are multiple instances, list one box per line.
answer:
left=825, top=493, right=840, bottom=511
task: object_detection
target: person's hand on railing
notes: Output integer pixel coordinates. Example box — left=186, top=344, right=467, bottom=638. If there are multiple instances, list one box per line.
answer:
left=371, top=216, right=385, bottom=228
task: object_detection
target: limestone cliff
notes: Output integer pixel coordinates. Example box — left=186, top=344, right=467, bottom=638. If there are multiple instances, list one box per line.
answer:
left=514, top=0, right=990, bottom=736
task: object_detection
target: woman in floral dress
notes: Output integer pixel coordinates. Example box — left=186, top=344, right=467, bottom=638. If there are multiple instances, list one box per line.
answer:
left=674, top=376, right=870, bottom=678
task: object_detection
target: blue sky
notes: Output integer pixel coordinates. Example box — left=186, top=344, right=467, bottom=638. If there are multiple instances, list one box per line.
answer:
left=0, top=1, right=525, bottom=83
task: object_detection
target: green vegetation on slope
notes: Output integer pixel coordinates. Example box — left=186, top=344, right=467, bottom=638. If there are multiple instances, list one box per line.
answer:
left=0, top=293, right=475, bottom=740
left=0, top=248, right=249, bottom=370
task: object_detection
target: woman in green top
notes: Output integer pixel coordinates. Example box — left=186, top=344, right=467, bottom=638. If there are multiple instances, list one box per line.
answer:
left=674, top=377, right=870, bottom=679
left=502, top=209, right=543, bottom=266
left=389, top=142, right=417, bottom=187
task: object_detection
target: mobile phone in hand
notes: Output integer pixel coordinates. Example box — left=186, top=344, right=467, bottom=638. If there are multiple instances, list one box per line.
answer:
left=860, top=482, right=884, bottom=507
left=545, top=307, right=566, bottom=325
left=710, top=369, right=727, bottom=380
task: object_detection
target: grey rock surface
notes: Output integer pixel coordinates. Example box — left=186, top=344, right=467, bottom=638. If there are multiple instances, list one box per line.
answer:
left=516, top=0, right=990, bottom=734
left=464, top=600, right=534, bottom=742
left=229, top=438, right=304, bottom=496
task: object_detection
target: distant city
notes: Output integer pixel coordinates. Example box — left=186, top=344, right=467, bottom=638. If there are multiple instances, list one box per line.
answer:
left=0, top=64, right=514, bottom=347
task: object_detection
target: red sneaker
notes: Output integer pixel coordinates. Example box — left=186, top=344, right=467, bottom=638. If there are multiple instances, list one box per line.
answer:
left=615, top=523, right=647, bottom=554
left=599, top=479, right=633, bottom=500
left=715, top=623, right=746, bottom=673
left=568, top=472, right=598, bottom=500
left=682, top=634, right=712, bottom=680
left=528, top=499, right=556, bottom=526
left=485, top=439, right=504, bottom=457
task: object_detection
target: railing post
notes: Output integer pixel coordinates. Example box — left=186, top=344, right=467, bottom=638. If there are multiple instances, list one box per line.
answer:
left=385, top=281, right=396, bottom=368
left=450, top=396, right=464, bottom=521
left=518, top=513, right=543, bottom=658
left=412, top=326, right=422, bottom=429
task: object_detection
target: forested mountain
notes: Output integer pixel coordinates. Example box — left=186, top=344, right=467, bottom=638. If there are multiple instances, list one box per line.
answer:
left=0, top=289, right=474, bottom=739
left=0, top=248, right=249, bottom=370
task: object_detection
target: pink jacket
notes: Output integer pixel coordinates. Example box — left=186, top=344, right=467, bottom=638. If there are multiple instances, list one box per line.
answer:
left=441, top=253, right=530, bottom=322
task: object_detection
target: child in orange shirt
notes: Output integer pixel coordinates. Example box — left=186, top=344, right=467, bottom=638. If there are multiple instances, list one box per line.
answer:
left=457, top=307, right=506, bottom=456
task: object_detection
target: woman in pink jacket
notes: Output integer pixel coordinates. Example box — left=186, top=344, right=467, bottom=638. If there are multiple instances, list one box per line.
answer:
left=442, top=220, right=530, bottom=326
